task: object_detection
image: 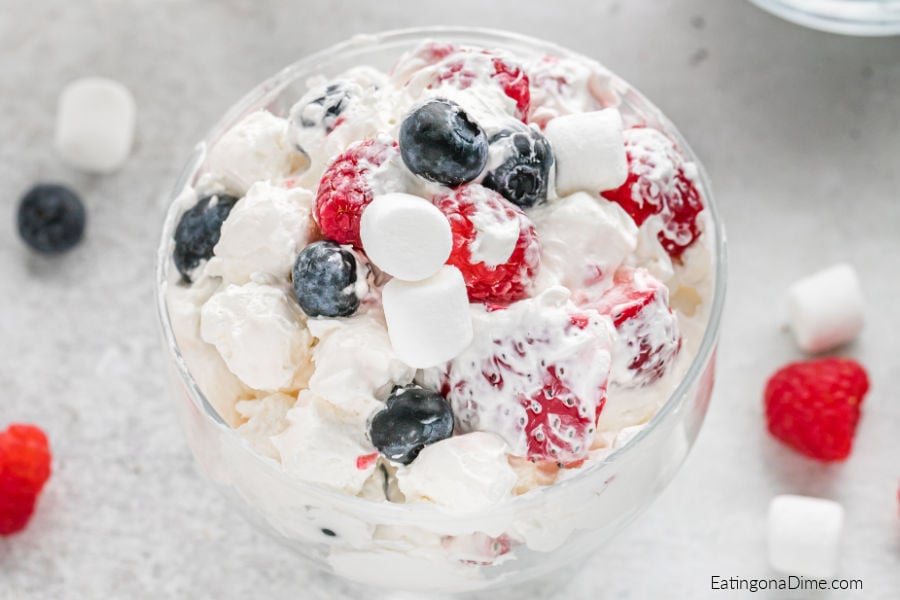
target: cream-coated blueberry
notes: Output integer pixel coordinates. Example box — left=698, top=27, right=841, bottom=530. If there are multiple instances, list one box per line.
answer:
left=787, top=263, right=864, bottom=354
left=55, top=77, right=136, bottom=174
left=396, top=432, right=517, bottom=513
left=359, top=192, right=452, bottom=281
left=382, top=266, right=473, bottom=369
left=543, top=108, right=627, bottom=195
left=200, top=281, right=312, bottom=391
left=208, top=110, right=305, bottom=194
left=768, top=495, right=844, bottom=578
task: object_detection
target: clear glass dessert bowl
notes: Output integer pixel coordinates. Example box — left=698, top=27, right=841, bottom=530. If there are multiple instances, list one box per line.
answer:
left=155, top=27, right=726, bottom=595
left=749, top=0, right=900, bottom=36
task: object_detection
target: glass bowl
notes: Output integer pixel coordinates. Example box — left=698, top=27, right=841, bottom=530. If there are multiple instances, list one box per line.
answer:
left=155, top=27, right=727, bottom=595
left=750, top=0, right=900, bottom=36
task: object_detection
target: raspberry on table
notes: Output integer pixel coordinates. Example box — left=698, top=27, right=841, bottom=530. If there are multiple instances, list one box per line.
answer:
left=314, top=138, right=400, bottom=248
left=764, top=358, right=869, bottom=462
left=601, top=127, right=703, bottom=259
left=433, top=184, right=540, bottom=304
left=0, top=424, right=52, bottom=535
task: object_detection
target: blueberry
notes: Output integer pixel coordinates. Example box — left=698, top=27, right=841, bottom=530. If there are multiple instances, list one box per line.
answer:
left=292, top=240, right=364, bottom=318
left=295, top=82, right=353, bottom=134
left=399, top=98, right=488, bottom=187
left=368, top=384, right=454, bottom=465
left=17, top=184, right=86, bottom=254
left=173, top=193, right=239, bottom=282
left=482, top=126, right=554, bottom=209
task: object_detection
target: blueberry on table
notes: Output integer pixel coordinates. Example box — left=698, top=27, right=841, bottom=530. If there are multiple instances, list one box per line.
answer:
left=399, top=98, right=488, bottom=187
left=173, top=192, right=238, bottom=282
left=368, top=384, right=454, bottom=465
left=483, top=126, right=554, bottom=209
left=17, top=184, right=86, bottom=254
left=295, top=81, right=353, bottom=133
left=292, top=240, right=364, bottom=318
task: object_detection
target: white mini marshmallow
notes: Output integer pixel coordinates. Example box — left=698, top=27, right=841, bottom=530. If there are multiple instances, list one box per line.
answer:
left=768, top=495, right=844, bottom=578
left=382, top=266, right=473, bottom=368
left=360, top=192, right=452, bottom=281
left=55, top=77, right=136, bottom=174
left=544, top=108, right=627, bottom=195
left=787, top=263, right=864, bottom=354
left=208, top=110, right=303, bottom=194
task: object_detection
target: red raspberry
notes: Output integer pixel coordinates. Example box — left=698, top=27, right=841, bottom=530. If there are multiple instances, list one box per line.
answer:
left=433, top=184, right=540, bottom=304
left=442, top=298, right=613, bottom=465
left=589, top=268, right=681, bottom=388
left=314, top=138, right=400, bottom=247
left=601, top=127, right=703, bottom=259
left=0, top=424, right=52, bottom=535
left=764, top=358, right=869, bottom=462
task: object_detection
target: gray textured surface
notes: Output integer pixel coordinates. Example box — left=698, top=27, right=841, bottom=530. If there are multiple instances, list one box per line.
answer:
left=1, top=1, right=899, bottom=598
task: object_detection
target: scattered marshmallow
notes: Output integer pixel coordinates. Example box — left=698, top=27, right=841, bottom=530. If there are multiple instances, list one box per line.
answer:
left=359, top=192, right=452, bottom=281
left=768, top=494, right=844, bottom=578
left=208, top=110, right=305, bottom=195
left=55, top=77, right=136, bottom=174
left=396, top=432, right=518, bottom=513
left=382, top=265, right=473, bottom=368
left=200, top=282, right=312, bottom=391
left=787, top=263, right=864, bottom=354
left=543, top=108, right=627, bottom=196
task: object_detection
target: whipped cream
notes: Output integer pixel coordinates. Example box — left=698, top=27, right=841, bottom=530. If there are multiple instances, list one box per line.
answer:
left=396, top=432, right=518, bottom=513
left=200, top=281, right=312, bottom=391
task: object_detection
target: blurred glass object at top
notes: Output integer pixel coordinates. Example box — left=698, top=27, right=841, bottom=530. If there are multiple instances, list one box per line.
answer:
left=750, top=0, right=900, bottom=35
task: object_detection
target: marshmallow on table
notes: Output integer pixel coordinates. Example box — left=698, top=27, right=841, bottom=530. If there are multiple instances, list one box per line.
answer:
left=55, top=77, right=136, bottom=174
left=543, top=108, right=627, bottom=196
left=768, top=495, right=844, bottom=578
left=382, top=265, right=473, bottom=369
left=787, top=263, right=864, bottom=354
left=360, top=192, right=452, bottom=281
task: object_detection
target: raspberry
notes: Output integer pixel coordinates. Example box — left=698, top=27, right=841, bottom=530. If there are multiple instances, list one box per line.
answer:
left=440, top=295, right=614, bottom=465
left=589, top=268, right=681, bottom=388
left=433, top=184, right=540, bottom=304
left=764, top=358, right=869, bottom=462
left=0, top=424, right=52, bottom=535
left=442, top=532, right=513, bottom=566
left=314, top=138, right=400, bottom=247
left=601, top=127, right=703, bottom=259
left=403, top=46, right=531, bottom=120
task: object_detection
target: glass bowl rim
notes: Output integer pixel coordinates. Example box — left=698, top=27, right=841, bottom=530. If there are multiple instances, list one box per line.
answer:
left=749, top=0, right=900, bottom=36
left=154, top=25, right=728, bottom=520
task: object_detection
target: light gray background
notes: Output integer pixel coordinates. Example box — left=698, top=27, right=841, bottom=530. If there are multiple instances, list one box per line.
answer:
left=1, top=1, right=898, bottom=598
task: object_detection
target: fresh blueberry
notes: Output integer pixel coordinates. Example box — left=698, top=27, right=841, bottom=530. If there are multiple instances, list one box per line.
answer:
left=295, top=81, right=353, bottom=134
left=17, top=184, right=86, bottom=254
left=292, top=240, right=364, bottom=318
left=399, top=98, right=488, bottom=187
left=173, top=192, right=239, bottom=282
left=368, top=384, right=454, bottom=465
left=482, top=125, right=554, bottom=209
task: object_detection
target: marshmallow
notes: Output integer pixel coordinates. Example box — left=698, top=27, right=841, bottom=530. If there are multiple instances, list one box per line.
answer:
left=543, top=108, right=627, bottom=196
left=768, top=495, right=844, bottom=578
left=208, top=110, right=304, bottom=194
left=787, top=263, right=864, bottom=354
left=382, top=266, right=473, bottom=368
left=359, top=192, right=452, bottom=281
left=200, top=282, right=312, bottom=391
left=396, top=432, right=518, bottom=513
left=55, top=77, right=136, bottom=174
